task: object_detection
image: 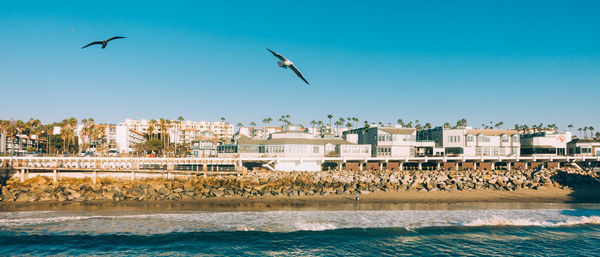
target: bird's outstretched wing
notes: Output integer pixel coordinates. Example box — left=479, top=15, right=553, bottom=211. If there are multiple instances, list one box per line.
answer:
left=81, top=41, right=102, bottom=49
left=289, top=64, right=310, bottom=85
left=107, top=36, right=126, bottom=42
left=266, top=48, right=287, bottom=61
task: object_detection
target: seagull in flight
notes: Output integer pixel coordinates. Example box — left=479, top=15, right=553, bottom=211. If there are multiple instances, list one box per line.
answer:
left=267, top=48, right=310, bottom=85
left=81, top=36, right=126, bottom=49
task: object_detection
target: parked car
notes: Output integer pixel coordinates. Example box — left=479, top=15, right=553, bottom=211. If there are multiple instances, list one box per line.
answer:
left=24, top=151, right=42, bottom=157
left=108, top=150, right=119, bottom=157
left=79, top=151, right=95, bottom=157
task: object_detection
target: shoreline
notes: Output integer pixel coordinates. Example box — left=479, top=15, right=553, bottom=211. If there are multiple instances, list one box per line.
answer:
left=2, top=186, right=599, bottom=212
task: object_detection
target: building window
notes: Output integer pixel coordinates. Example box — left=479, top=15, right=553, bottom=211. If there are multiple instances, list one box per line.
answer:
left=478, top=135, right=490, bottom=143
left=501, top=135, right=508, bottom=142
left=467, top=134, right=474, bottom=142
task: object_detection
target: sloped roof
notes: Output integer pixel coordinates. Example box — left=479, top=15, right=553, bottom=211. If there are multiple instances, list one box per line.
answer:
left=236, top=135, right=356, bottom=145
left=569, top=138, right=600, bottom=144
left=466, top=129, right=520, bottom=136
left=380, top=128, right=415, bottom=134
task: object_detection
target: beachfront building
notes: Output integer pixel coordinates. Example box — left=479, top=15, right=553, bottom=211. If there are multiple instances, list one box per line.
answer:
left=121, top=118, right=234, bottom=143
left=1, top=134, right=44, bottom=154
left=520, top=131, right=571, bottom=156
left=75, top=124, right=146, bottom=154
left=0, top=132, right=5, bottom=154
left=344, top=126, right=436, bottom=157
left=424, top=127, right=521, bottom=157
left=235, top=124, right=370, bottom=171
left=190, top=131, right=219, bottom=158
left=115, top=126, right=146, bottom=154
left=567, top=138, right=600, bottom=156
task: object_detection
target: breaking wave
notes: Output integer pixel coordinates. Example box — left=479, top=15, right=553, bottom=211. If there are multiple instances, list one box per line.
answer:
left=0, top=207, right=599, bottom=235
left=464, top=215, right=600, bottom=227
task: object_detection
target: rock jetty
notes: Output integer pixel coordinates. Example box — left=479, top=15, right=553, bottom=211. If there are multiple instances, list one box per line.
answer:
left=0, top=168, right=598, bottom=202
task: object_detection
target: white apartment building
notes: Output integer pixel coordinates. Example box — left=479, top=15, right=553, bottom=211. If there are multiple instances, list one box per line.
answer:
left=426, top=127, right=521, bottom=157
left=115, top=126, right=146, bottom=153
left=75, top=124, right=145, bottom=154
left=121, top=118, right=234, bottom=144
left=520, top=131, right=572, bottom=156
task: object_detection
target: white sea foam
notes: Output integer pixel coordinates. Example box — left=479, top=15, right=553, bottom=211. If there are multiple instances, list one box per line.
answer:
left=464, top=215, right=600, bottom=227
left=1, top=208, right=599, bottom=234
left=0, top=215, right=103, bottom=227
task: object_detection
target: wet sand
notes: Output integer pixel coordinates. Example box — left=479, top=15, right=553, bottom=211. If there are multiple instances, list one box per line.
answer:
left=2, top=186, right=599, bottom=212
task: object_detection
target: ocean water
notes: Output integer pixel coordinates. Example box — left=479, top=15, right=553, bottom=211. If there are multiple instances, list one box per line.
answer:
left=0, top=205, right=599, bottom=256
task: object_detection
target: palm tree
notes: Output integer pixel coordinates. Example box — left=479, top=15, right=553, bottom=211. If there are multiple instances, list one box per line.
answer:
left=178, top=116, right=184, bottom=122
left=262, top=117, right=273, bottom=127
left=337, top=117, right=345, bottom=134
left=584, top=127, right=588, bottom=138
left=249, top=121, right=256, bottom=127
left=279, top=115, right=287, bottom=126
left=456, top=118, right=467, bottom=128
left=495, top=122, right=504, bottom=129
left=334, top=120, right=342, bottom=135
left=310, top=120, right=317, bottom=134
left=220, top=117, right=226, bottom=123
left=148, top=119, right=157, bottom=139
left=590, top=126, right=595, bottom=138
left=578, top=128, right=583, bottom=137
left=352, top=117, right=359, bottom=128
left=346, top=122, right=353, bottom=131
left=327, top=114, right=333, bottom=129
left=568, top=124, right=574, bottom=132
left=443, top=122, right=450, bottom=128
left=424, top=122, right=432, bottom=129
left=397, top=119, right=404, bottom=126
left=236, top=122, right=243, bottom=128
left=60, top=123, right=73, bottom=155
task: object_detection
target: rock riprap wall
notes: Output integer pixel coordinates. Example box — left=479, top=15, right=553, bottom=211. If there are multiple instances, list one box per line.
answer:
left=1, top=168, right=598, bottom=202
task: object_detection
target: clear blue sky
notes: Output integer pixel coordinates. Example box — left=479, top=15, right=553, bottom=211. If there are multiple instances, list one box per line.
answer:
left=1, top=0, right=598, bottom=131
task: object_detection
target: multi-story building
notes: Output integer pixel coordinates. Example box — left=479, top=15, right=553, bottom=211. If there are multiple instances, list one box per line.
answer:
left=0, top=132, right=5, bottom=154
left=235, top=124, right=370, bottom=171
left=567, top=138, right=600, bottom=156
left=423, top=127, right=520, bottom=157
left=190, top=131, right=219, bottom=158
left=1, top=134, right=44, bottom=154
left=520, top=131, right=571, bottom=156
left=115, top=126, right=146, bottom=154
left=344, top=126, right=436, bottom=157
left=76, top=124, right=145, bottom=154
left=120, top=118, right=234, bottom=144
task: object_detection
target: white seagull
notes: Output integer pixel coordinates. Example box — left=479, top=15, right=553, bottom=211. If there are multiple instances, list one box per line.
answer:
left=267, top=48, right=310, bottom=85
